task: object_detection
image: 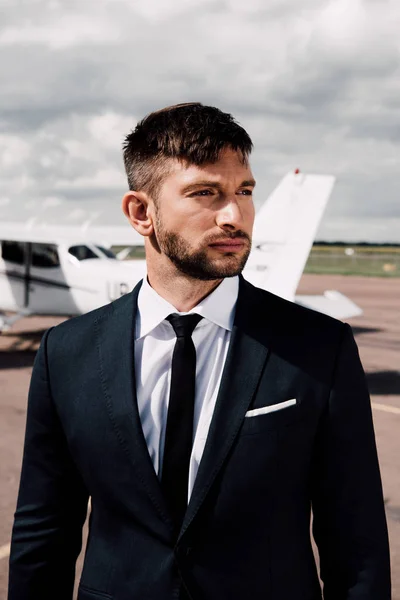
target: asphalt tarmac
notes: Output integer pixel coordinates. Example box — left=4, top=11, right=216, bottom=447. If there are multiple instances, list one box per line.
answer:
left=0, top=274, right=399, bottom=599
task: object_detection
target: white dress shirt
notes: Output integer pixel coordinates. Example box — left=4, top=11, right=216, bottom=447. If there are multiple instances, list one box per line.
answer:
left=134, top=275, right=239, bottom=500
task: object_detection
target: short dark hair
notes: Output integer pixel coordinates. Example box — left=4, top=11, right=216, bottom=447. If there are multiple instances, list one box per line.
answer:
left=122, top=102, right=253, bottom=197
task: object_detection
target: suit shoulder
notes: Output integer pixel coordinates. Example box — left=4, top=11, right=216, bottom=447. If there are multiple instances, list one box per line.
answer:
left=241, top=280, right=349, bottom=380
left=243, top=279, right=345, bottom=340
left=45, top=292, right=133, bottom=354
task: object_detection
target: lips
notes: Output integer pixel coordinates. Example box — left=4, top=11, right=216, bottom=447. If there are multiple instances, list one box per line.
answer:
left=209, top=240, right=246, bottom=251
left=211, top=242, right=243, bottom=247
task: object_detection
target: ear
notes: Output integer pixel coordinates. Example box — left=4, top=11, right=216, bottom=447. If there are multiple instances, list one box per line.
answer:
left=122, top=191, right=154, bottom=237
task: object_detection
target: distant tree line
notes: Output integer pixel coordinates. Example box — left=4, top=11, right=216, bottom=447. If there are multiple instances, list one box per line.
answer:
left=313, top=241, right=400, bottom=248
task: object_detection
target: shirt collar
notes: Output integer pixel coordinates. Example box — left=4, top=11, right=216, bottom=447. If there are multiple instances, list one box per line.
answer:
left=136, top=275, right=239, bottom=340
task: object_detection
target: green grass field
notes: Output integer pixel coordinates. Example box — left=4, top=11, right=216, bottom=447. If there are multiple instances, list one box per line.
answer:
left=112, top=245, right=400, bottom=278
left=305, top=246, right=400, bottom=277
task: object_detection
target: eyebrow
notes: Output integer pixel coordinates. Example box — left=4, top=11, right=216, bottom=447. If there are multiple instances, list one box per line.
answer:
left=181, top=179, right=256, bottom=194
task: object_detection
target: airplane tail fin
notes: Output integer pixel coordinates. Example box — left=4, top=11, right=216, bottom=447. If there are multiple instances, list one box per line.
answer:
left=244, top=170, right=335, bottom=301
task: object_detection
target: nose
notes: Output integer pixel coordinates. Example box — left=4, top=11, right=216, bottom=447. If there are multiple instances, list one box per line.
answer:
left=215, top=196, right=244, bottom=232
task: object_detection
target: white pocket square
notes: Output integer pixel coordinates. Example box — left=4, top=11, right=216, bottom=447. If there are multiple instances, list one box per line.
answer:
left=245, top=398, right=297, bottom=418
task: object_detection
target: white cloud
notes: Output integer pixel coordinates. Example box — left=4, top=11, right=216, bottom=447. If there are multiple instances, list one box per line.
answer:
left=0, top=19, right=119, bottom=49
left=0, top=1, right=122, bottom=48
left=55, top=167, right=125, bottom=191
left=131, top=0, right=217, bottom=21
left=87, top=112, right=136, bottom=149
left=0, top=135, right=31, bottom=168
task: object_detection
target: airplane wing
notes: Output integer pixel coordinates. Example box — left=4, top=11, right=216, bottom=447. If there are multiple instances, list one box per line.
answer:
left=295, top=291, right=363, bottom=320
left=0, top=221, right=142, bottom=246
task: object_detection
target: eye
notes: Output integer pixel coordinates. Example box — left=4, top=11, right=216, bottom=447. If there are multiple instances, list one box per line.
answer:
left=239, top=189, right=253, bottom=195
left=190, top=189, right=213, bottom=197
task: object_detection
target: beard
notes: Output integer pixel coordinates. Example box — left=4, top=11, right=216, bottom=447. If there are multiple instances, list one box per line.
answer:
left=154, top=212, right=252, bottom=281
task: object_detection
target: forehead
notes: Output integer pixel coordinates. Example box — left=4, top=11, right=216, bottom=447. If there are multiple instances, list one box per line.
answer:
left=165, top=148, right=253, bottom=186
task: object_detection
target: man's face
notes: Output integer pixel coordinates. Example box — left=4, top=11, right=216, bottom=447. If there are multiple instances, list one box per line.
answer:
left=150, top=148, right=255, bottom=280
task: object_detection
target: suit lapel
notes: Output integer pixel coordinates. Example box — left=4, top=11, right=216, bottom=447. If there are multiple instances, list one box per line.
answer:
left=179, top=277, right=270, bottom=540
left=95, top=281, right=173, bottom=529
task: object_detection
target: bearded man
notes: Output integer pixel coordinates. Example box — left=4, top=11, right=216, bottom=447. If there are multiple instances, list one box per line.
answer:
left=8, top=103, right=390, bottom=600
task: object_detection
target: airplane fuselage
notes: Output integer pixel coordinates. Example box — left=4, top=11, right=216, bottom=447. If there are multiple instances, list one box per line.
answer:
left=0, top=241, right=145, bottom=318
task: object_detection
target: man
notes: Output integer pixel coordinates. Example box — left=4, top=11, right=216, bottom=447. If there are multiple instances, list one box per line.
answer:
left=8, top=103, right=390, bottom=600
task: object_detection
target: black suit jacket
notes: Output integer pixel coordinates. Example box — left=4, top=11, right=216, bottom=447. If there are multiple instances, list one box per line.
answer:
left=8, top=277, right=391, bottom=600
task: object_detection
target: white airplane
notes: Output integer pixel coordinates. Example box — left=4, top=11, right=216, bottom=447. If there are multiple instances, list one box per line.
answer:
left=0, top=170, right=362, bottom=332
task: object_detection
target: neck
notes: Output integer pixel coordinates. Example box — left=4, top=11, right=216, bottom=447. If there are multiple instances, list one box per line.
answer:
left=146, top=262, right=222, bottom=313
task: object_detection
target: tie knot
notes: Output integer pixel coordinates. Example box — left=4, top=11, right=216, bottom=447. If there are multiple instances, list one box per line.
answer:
left=167, top=313, right=203, bottom=338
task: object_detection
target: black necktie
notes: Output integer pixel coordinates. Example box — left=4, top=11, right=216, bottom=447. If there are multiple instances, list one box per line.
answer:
left=161, top=313, right=203, bottom=532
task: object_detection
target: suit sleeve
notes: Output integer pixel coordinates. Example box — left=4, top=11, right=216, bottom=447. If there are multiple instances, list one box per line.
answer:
left=311, top=323, right=391, bottom=600
left=8, top=328, right=89, bottom=600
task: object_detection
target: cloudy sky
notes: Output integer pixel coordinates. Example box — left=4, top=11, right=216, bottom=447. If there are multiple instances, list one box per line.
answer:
left=1, top=0, right=400, bottom=242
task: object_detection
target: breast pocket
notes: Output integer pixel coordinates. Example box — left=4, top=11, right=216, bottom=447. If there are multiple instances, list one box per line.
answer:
left=240, top=399, right=308, bottom=436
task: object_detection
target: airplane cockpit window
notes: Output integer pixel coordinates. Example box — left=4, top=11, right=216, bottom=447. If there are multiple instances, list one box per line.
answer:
left=1, top=241, right=25, bottom=265
left=31, top=244, right=60, bottom=268
left=95, top=245, right=116, bottom=259
left=68, top=245, right=99, bottom=261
